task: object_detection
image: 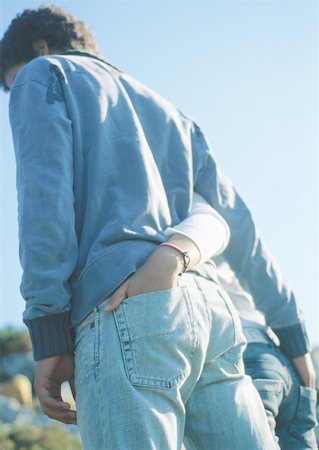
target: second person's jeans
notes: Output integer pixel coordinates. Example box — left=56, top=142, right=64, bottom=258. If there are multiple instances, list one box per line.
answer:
left=244, top=341, right=318, bottom=449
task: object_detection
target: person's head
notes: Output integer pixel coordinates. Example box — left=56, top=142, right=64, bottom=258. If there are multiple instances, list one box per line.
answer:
left=0, top=4, right=98, bottom=91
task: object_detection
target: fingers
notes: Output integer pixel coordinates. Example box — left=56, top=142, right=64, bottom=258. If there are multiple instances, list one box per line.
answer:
left=35, top=378, right=77, bottom=425
left=45, top=407, right=77, bottom=425
left=104, top=279, right=129, bottom=312
left=39, top=392, right=77, bottom=424
left=35, top=355, right=77, bottom=425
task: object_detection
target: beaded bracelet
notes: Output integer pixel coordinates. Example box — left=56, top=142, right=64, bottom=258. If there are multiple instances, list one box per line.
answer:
left=158, top=242, right=191, bottom=275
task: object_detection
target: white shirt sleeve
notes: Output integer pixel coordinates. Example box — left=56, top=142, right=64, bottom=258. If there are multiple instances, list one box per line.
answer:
left=164, top=192, right=230, bottom=263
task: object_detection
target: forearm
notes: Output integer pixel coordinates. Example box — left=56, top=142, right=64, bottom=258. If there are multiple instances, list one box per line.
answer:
left=291, top=353, right=316, bottom=389
left=164, top=192, right=230, bottom=264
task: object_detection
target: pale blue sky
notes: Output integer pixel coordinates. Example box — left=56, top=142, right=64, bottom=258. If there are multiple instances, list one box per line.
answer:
left=0, top=1, right=318, bottom=344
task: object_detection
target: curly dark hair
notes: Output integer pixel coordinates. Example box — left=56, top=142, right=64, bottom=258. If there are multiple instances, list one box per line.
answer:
left=0, top=4, right=98, bottom=91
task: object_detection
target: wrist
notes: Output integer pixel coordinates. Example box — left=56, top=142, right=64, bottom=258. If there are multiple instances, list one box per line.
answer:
left=151, top=245, right=184, bottom=274
left=158, top=242, right=190, bottom=274
left=166, top=234, right=200, bottom=267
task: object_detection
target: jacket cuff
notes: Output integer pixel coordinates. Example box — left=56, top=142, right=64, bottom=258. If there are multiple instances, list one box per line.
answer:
left=272, top=322, right=311, bottom=359
left=24, top=311, right=74, bottom=361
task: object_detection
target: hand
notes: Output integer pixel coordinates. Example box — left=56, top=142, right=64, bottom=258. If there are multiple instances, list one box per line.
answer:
left=292, top=353, right=317, bottom=389
left=104, top=245, right=183, bottom=312
left=34, top=353, right=77, bottom=424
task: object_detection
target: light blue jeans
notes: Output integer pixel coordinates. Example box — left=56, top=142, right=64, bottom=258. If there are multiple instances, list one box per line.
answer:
left=74, top=273, right=277, bottom=449
left=244, top=342, right=318, bottom=449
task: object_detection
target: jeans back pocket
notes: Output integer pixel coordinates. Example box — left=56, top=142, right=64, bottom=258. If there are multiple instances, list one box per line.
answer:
left=288, top=386, right=318, bottom=448
left=114, top=286, right=197, bottom=389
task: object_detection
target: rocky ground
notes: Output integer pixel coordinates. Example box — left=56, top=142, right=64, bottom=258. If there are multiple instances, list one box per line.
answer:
left=0, top=387, right=81, bottom=449
left=0, top=346, right=81, bottom=450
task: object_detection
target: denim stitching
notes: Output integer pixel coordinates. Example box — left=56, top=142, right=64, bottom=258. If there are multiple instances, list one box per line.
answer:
left=114, top=305, right=136, bottom=383
left=216, top=288, right=240, bottom=345
left=182, top=284, right=199, bottom=362
left=94, top=308, right=100, bottom=368
left=193, top=277, right=211, bottom=328
left=94, top=312, right=108, bottom=450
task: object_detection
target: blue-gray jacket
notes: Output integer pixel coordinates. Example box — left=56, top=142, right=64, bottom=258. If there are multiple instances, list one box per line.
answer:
left=9, top=51, right=309, bottom=360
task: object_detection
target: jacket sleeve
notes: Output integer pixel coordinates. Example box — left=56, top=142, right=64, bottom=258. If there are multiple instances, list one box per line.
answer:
left=9, top=70, right=78, bottom=361
left=191, top=121, right=311, bottom=358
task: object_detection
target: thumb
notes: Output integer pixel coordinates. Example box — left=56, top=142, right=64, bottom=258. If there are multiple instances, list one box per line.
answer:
left=104, top=279, right=129, bottom=312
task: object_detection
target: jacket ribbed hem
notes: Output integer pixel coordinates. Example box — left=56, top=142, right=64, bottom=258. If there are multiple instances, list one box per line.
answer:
left=273, top=322, right=311, bottom=359
left=24, top=311, right=74, bottom=361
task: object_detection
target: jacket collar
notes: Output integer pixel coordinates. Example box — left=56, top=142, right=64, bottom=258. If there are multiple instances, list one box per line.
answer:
left=57, top=49, right=123, bottom=73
